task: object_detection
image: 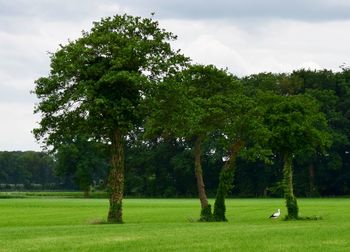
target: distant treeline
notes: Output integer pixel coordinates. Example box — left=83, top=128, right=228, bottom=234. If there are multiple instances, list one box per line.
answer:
left=1, top=69, right=349, bottom=197
left=0, top=151, right=58, bottom=190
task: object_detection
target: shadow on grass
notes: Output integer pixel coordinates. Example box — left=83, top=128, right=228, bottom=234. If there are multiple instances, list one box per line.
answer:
left=89, top=219, right=109, bottom=225
left=89, top=219, right=127, bottom=225
left=283, top=215, right=323, bottom=221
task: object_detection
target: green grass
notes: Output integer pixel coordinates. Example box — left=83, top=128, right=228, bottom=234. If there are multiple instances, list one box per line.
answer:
left=0, top=198, right=349, bottom=251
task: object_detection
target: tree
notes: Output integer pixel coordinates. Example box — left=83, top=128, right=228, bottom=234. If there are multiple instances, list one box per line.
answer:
left=33, top=14, right=187, bottom=223
left=261, top=93, right=331, bottom=219
left=146, top=64, right=240, bottom=221
left=243, top=69, right=350, bottom=198
left=293, top=69, right=350, bottom=196
left=212, top=92, right=270, bottom=221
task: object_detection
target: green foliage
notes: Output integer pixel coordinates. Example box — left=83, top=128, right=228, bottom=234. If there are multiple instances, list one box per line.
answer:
left=0, top=151, right=57, bottom=188
left=55, top=136, right=108, bottom=196
left=33, top=14, right=187, bottom=148
left=261, top=93, right=331, bottom=155
left=146, top=64, right=240, bottom=139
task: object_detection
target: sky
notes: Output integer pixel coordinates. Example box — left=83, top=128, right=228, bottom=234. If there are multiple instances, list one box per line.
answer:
left=1, top=0, right=350, bottom=151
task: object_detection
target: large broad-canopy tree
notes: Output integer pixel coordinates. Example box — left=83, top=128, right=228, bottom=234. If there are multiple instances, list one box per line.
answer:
left=146, top=64, right=240, bottom=221
left=33, top=14, right=187, bottom=223
left=261, top=93, right=331, bottom=219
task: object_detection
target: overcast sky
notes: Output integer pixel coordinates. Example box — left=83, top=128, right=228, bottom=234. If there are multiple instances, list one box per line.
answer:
left=1, top=0, right=350, bottom=151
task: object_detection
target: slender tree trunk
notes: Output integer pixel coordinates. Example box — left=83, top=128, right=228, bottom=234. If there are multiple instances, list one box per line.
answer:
left=213, top=139, right=244, bottom=221
left=194, top=136, right=212, bottom=221
left=107, top=128, right=125, bottom=223
left=308, top=163, right=317, bottom=197
left=283, top=153, right=299, bottom=220
left=83, top=186, right=90, bottom=198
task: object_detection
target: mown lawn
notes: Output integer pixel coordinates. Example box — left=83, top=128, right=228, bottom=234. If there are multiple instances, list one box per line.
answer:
left=0, top=197, right=349, bottom=251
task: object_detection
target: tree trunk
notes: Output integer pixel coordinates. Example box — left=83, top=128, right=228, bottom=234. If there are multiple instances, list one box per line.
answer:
left=194, top=136, right=212, bottom=221
left=213, top=139, right=244, bottom=221
left=107, top=128, right=125, bottom=223
left=283, top=153, right=299, bottom=220
left=308, top=163, right=317, bottom=197
left=83, top=186, right=91, bottom=198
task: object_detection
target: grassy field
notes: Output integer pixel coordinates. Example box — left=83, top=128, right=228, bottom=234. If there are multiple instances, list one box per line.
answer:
left=0, top=197, right=349, bottom=251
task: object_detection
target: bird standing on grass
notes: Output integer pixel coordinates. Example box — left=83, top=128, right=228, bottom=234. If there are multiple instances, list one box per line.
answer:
left=269, top=209, right=281, bottom=219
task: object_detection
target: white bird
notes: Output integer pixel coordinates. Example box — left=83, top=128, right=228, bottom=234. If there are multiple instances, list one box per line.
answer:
left=269, top=209, right=281, bottom=219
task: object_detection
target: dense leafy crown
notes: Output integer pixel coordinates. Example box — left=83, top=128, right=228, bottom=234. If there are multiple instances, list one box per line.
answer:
left=146, top=64, right=241, bottom=139
left=261, top=93, right=331, bottom=156
left=33, top=14, right=187, bottom=150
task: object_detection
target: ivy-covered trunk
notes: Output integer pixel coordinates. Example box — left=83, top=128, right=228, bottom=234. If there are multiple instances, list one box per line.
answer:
left=283, top=153, right=299, bottom=220
left=213, top=139, right=244, bottom=221
left=107, top=128, right=125, bottom=223
left=194, top=136, right=212, bottom=221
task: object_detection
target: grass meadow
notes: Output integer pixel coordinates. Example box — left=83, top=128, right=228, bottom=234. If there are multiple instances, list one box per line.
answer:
left=0, top=195, right=349, bottom=251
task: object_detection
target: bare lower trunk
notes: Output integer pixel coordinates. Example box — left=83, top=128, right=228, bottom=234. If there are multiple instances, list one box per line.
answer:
left=283, top=153, right=299, bottom=220
left=213, top=139, right=244, bottom=221
left=308, top=163, right=317, bottom=197
left=83, top=186, right=90, bottom=198
left=194, top=136, right=212, bottom=221
left=107, top=128, right=125, bottom=223
left=194, top=137, right=209, bottom=208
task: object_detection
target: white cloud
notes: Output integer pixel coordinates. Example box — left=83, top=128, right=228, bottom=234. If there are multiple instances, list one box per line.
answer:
left=0, top=102, right=40, bottom=151
left=98, top=0, right=350, bottom=21
left=163, top=19, right=350, bottom=76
